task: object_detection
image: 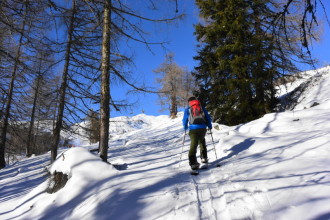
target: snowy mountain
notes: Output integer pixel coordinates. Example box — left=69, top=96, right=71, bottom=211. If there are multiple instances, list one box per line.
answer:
left=277, top=66, right=330, bottom=111
left=1, top=66, right=330, bottom=220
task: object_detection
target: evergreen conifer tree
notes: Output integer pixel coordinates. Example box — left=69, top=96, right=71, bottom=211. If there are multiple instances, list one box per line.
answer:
left=194, top=0, right=291, bottom=125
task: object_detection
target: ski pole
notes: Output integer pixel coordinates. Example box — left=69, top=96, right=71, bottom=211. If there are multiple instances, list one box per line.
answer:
left=209, top=130, right=218, bottom=159
left=180, top=130, right=186, bottom=162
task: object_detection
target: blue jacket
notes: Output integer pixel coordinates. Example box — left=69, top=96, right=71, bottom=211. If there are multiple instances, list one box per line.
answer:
left=182, top=106, right=212, bottom=131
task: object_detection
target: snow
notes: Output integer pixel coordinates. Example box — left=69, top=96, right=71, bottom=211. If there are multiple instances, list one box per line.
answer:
left=1, top=67, right=330, bottom=220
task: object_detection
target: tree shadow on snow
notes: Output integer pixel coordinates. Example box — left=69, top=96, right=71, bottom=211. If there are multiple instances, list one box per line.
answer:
left=216, top=138, right=255, bottom=165
left=313, top=211, right=330, bottom=220
left=93, top=172, right=187, bottom=220
left=0, top=156, right=49, bottom=203
left=28, top=170, right=186, bottom=220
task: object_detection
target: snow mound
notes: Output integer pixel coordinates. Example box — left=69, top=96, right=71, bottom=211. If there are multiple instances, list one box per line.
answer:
left=49, top=147, right=115, bottom=178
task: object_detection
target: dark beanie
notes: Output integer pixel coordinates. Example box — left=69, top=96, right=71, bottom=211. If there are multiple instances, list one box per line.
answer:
left=188, top=97, right=196, bottom=102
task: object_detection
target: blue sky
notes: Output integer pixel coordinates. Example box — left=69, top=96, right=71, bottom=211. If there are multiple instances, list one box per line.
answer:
left=110, top=1, right=330, bottom=118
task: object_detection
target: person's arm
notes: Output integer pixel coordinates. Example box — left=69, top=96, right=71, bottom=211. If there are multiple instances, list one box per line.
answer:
left=203, top=107, right=212, bottom=129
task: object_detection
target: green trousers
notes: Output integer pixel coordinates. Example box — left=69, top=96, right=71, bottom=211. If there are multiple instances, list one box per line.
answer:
left=188, top=128, right=207, bottom=166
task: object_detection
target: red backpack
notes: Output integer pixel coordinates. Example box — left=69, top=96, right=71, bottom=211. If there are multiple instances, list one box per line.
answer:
left=188, top=100, right=206, bottom=124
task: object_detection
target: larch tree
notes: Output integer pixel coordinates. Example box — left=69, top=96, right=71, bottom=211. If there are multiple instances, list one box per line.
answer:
left=0, top=0, right=57, bottom=167
left=97, top=0, right=184, bottom=162
left=154, top=53, right=194, bottom=118
left=50, top=0, right=77, bottom=163
left=0, top=0, right=29, bottom=169
left=48, top=0, right=103, bottom=162
left=274, top=0, right=329, bottom=60
left=99, top=0, right=111, bottom=162
left=25, top=43, right=56, bottom=157
left=0, top=0, right=185, bottom=166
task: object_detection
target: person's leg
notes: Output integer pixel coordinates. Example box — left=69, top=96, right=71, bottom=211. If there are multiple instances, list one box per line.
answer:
left=197, top=129, right=207, bottom=162
left=188, top=129, right=199, bottom=166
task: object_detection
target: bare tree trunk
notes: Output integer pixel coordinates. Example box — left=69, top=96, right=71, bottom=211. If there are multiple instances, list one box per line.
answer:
left=0, top=2, right=27, bottom=169
left=170, top=93, right=177, bottom=119
left=51, top=0, right=76, bottom=163
left=33, top=107, right=41, bottom=154
left=99, top=0, right=111, bottom=162
left=26, top=71, right=42, bottom=157
left=0, top=94, right=6, bottom=120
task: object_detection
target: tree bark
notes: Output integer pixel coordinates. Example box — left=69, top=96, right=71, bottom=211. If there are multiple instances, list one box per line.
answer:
left=170, top=93, right=177, bottom=119
left=99, top=0, right=111, bottom=162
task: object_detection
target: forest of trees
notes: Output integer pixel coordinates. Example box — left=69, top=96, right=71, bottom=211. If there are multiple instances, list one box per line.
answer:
left=0, top=0, right=182, bottom=168
left=0, top=0, right=327, bottom=168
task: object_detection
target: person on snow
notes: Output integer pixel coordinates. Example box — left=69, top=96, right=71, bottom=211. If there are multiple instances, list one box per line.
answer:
left=182, top=97, right=212, bottom=170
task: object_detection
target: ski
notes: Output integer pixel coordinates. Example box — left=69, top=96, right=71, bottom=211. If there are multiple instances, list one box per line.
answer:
left=200, top=163, right=208, bottom=169
left=190, top=163, right=208, bottom=175
left=190, top=169, right=199, bottom=175
left=190, top=163, right=200, bottom=175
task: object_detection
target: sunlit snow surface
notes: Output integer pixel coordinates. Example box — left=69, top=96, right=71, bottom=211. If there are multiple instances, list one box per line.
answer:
left=1, top=66, right=330, bottom=220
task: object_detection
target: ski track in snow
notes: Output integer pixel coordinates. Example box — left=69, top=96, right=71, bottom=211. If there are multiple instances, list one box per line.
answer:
left=181, top=140, right=231, bottom=220
left=191, top=171, right=229, bottom=220
left=107, top=119, right=232, bottom=220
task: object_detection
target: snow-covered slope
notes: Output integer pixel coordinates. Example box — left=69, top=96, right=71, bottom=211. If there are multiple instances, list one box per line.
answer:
left=278, top=65, right=330, bottom=111
left=1, top=67, right=330, bottom=220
